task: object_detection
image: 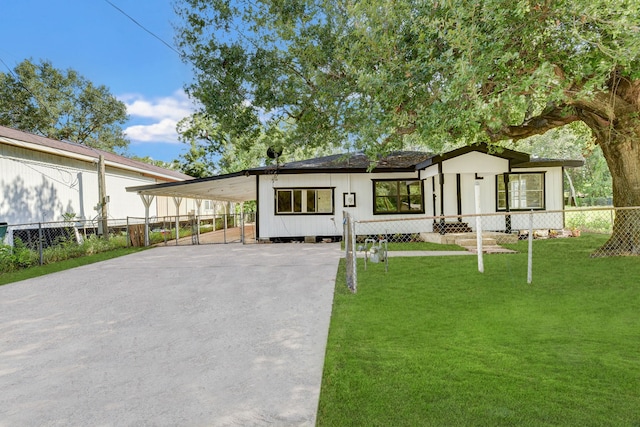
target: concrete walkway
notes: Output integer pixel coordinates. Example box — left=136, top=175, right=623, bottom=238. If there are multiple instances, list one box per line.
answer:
left=0, top=243, right=342, bottom=426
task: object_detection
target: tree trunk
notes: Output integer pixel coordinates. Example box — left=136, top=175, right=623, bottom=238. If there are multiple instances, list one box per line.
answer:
left=594, top=134, right=640, bottom=256
left=501, top=75, right=640, bottom=257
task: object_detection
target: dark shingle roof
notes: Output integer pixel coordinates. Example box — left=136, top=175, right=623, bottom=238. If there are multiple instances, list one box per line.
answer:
left=253, top=151, right=434, bottom=173
left=250, top=144, right=583, bottom=174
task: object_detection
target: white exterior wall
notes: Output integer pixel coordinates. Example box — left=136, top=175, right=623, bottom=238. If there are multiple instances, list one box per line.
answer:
left=254, top=157, right=568, bottom=239
left=154, top=195, right=199, bottom=218
left=428, top=152, right=509, bottom=219
left=258, top=171, right=429, bottom=238
left=0, top=143, right=168, bottom=224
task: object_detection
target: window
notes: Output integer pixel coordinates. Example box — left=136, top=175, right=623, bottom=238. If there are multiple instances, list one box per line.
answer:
left=497, top=173, right=545, bottom=210
left=373, top=180, right=424, bottom=214
left=275, top=188, right=334, bottom=214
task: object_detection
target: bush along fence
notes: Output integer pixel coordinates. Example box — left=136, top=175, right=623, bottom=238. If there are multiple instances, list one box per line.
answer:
left=0, top=213, right=256, bottom=273
left=343, top=207, right=640, bottom=291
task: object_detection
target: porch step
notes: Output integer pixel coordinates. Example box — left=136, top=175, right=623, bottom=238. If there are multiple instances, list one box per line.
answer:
left=466, top=245, right=518, bottom=254
left=456, top=237, right=497, bottom=247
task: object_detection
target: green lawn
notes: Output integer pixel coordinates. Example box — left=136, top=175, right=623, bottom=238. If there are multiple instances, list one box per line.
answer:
left=318, top=234, right=640, bottom=426
left=0, top=247, right=145, bottom=286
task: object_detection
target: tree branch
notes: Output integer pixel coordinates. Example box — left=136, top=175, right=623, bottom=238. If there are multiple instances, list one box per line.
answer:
left=490, top=105, right=581, bottom=142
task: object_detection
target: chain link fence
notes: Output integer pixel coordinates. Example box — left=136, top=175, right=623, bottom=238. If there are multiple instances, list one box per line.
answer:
left=0, top=213, right=256, bottom=273
left=0, top=217, right=130, bottom=272
left=126, top=213, right=255, bottom=247
left=343, top=207, right=640, bottom=290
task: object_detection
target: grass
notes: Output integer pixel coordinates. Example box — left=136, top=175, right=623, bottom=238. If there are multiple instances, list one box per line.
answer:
left=318, top=234, right=640, bottom=426
left=344, top=240, right=465, bottom=252
left=385, top=241, right=465, bottom=251
left=0, top=247, right=145, bottom=286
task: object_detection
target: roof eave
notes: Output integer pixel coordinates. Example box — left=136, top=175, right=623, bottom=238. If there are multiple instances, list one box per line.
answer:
left=515, top=160, right=585, bottom=168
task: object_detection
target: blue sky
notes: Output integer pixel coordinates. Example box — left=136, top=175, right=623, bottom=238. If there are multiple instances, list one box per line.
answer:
left=1, top=0, right=197, bottom=162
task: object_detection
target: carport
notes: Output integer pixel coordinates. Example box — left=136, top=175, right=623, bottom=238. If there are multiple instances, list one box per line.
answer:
left=126, top=171, right=259, bottom=246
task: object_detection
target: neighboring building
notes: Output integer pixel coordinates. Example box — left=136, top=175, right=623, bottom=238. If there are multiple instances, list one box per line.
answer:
left=0, top=125, right=194, bottom=226
left=127, top=144, right=583, bottom=241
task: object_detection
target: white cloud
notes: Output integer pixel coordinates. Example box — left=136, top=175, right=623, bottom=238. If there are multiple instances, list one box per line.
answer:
left=120, top=89, right=196, bottom=144
left=125, top=119, right=180, bottom=143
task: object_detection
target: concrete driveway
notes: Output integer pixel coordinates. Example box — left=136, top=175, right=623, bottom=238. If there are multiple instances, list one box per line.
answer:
left=0, top=243, right=342, bottom=426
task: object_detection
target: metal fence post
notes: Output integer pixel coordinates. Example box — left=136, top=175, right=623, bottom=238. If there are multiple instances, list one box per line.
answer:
left=38, top=222, right=44, bottom=266
left=351, top=216, right=358, bottom=293
left=241, top=212, right=245, bottom=244
left=527, top=210, right=534, bottom=284
left=474, top=182, right=484, bottom=273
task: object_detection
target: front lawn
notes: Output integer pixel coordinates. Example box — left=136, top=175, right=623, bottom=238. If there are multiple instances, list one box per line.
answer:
left=0, top=247, right=144, bottom=286
left=318, top=234, right=640, bottom=426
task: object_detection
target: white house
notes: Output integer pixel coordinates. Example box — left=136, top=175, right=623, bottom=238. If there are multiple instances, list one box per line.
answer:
left=0, top=125, right=194, bottom=226
left=127, top=144, right=583, bottom=242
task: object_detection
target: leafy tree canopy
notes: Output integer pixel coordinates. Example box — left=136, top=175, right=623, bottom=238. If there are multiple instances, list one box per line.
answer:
left=176, top=111, right=337, bottom=176
left=176, top=0, right=639, bottom=151
left=514, top=123, right=612, bottom=202
left=0, top=59, right=129, bottom=152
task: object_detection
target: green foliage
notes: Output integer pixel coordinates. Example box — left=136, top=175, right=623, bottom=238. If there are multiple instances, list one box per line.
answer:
left=0, top=247, right=144, bottom=286
left=0, top=239, right=38, bottom=272
left=0, top=234, right=129, bottom=274
left=175, top=0, right=640, bottom=154
left=0, top=59, right=129, bottom=152
left=565, top=209, right=614, bottom=233
left=511, top=123, right=613, bottom=200
left=176, top=111, right=338, bottom=174
left=129, top=155, right=181, bottom=170
left=319, top=235, right=640, bottom=425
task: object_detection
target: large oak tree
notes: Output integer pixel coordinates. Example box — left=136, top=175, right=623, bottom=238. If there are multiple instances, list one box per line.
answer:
left=0, top=59, right=129, bottom=152
left=176, top=0, right=640, bottom=255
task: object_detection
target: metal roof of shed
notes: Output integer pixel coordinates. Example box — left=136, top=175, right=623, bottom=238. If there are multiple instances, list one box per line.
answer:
left=0, top=125, right=193, bottom=182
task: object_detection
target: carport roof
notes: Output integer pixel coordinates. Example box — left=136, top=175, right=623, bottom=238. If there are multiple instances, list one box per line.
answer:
left=126, top=171, right=257, bottom=202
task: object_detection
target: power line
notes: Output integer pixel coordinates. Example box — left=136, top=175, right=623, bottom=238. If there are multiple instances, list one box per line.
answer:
left=103, top=0, right=182, bottom=57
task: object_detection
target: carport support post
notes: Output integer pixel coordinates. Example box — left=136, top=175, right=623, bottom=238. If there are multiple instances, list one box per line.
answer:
left=139, top=194, right=155, bottom=247
left=241, top=202, right=245, bottom=244
left=195, top=199, right=203, bottom=244
left=173, top=197, right=183, bottom=246
left=223, top=202, right=228, bottom=243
